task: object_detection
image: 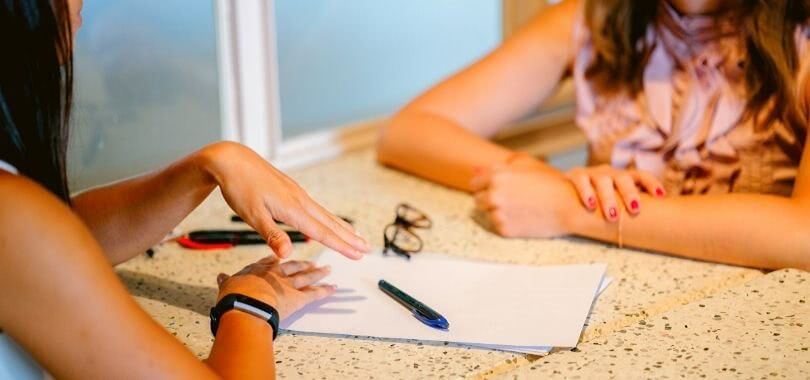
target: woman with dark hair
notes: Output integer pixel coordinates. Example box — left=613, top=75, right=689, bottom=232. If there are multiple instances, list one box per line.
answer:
left=377, top=0, right=810, bottom=270
left=0, top=0, right=370, bottom=378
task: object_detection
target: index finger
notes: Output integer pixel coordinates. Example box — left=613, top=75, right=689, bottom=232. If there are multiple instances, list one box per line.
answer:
left=295, top=215, right=364, bottom=260
left=304, top=199, right=370, bottom=252
left=301, top=284, right=337, bottom=304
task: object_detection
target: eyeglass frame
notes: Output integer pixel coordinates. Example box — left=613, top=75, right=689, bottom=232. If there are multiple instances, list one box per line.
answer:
left=382, top=203, right=432, bottom=260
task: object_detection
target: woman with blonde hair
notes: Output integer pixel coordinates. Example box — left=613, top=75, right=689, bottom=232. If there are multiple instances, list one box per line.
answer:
left=378, top=0, right=810, bottom=270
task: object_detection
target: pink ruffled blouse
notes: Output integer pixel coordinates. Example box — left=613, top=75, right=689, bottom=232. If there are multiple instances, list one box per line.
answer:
left=573, top=3, right=809, bottom=195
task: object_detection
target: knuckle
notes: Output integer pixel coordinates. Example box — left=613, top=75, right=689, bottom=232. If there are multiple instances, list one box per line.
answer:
left=311, top=226, right=329, bottom=242
left=598, top=190, right=616, bottom=202
left=266, top=228, right=287, bottom=243
left=595, top=164, right=612, bottom=173
left=291, top=277, right=305, bottom=289
left=566, top=167, right=584, bottom=177
left=495, top=222, right=513, bottom=237
left=595, top=175, right=613, bottom=188
left=486, top=193, right=502, bottom=208
left=616, top=172, right=633, bottom=181
left=569, top=172, right=588, bottom=183
left=617, top=175, right=634, bottom=187
left=490, top=210, right=507, bottom=225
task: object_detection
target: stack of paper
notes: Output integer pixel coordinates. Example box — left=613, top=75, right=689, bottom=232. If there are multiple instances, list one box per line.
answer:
left=281, top=251, right=609, bottom=354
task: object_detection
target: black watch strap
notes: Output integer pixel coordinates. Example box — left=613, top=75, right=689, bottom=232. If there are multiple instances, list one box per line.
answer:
left=210, top=293, right=280, bottom=340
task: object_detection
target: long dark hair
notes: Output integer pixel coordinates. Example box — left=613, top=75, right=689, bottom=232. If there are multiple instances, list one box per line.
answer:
left=0, top=0, right=74, bottom=202
left=585, top=0, right=810, bottom=155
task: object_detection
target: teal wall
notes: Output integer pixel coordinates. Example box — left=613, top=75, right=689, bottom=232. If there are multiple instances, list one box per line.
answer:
left=275, top=0, right=502, bottom=138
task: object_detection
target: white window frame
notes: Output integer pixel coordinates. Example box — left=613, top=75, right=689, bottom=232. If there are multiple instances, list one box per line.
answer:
left=216, top=0, right=281, bottom=159
left=215, top=0, right=381, bottom=171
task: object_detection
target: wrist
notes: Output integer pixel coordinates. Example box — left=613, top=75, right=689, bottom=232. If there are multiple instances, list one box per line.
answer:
left=559, top=183, right=590, bottom=236
left=220, top=309, right=273, bottom=335
left=218, top=276, right=279, bottom=308
left=562, top=195, right=614, bottom=242
left=193, top=141, right=246, bottom=187
left=219, top=307, right=275, bottom=336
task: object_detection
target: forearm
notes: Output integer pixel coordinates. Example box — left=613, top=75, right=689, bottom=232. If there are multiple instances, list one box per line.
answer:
left=206, top=311, right=276, bottom=378
left=568, top=193, right=810, bottom=270
left=377, top=112, right=514, bottom=191
left=377, top=2, right=577, bottom=192
left=72, top=146, right=218, bottom=265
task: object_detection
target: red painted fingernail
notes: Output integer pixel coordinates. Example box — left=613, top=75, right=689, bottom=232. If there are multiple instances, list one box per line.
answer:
left=630, top=199, right=639, bottom=211
left=608, top=207, right=618, bottom=219
left=587, top=196, right=597, bottom=209
left=655, top=188, right=665, bottom=197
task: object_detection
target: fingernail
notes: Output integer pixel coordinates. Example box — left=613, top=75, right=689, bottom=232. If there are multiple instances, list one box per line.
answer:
left=323, top=265, right=332, bottom=272
left=656, top=188, right=666, bottom=197
left=587, top=196, right=597, bottom=209
left=630, top=199, right=639, bottom=212
left=608, top=207, right=618, bottom=219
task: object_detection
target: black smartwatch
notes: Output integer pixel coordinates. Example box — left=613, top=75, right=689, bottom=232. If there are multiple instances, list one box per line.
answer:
left=210, top=293, right=280, bottom=340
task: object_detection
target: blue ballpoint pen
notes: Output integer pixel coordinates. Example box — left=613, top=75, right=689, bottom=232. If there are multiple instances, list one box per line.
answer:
left=378, top=279, right=450, bottom=330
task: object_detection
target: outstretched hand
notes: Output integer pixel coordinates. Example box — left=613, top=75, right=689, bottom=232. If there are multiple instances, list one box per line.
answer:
left=199, top=142, right=370, bottom=259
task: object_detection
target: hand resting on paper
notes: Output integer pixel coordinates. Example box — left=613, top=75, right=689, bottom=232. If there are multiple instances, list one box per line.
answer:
left=216, top=256, right=336, bottom=319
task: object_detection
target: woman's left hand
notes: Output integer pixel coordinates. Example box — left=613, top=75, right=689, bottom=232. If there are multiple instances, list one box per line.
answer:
left=197, top=142, right=370, bottom=260
left=470, top=164, right=576, bottom=238
left=216, top=257, right=335, bottom=320
left=565, top=165, right=665, bottom=222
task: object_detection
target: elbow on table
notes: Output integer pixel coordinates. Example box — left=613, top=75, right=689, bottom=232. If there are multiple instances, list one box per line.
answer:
left=375, top=113, right=411, bottom=167
left=796, top=235, right=810, bottom=272
left=790, top=198, right=810, bottom=271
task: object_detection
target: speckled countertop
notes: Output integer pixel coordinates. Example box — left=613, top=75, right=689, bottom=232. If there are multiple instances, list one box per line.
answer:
left=492, top=269, right=809, bottom=379
left=115, top=148, right=800, bottom=379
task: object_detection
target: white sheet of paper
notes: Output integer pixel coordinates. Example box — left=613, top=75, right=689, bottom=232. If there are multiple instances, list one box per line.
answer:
left=467, top=276, right=612, bottom=355
left=281, top=251, right=607, bottom=349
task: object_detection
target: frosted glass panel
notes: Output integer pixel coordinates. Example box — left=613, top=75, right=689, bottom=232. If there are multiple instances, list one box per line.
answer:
left=69, top=1, right=221, bottom=190
left=275, top=0, right=501, bottom=138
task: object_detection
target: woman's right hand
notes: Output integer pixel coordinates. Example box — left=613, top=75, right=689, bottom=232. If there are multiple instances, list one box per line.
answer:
left=197, top=142, right=370, bottom=260
left=216, top=256, right=334, bottom=319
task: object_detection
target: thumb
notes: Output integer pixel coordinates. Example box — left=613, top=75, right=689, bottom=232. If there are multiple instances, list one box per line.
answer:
left=253, top=214, right=293, bottom=259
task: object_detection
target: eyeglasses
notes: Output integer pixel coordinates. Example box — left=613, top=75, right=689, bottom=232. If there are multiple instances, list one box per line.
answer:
left=383, top=203, right=432, bottom=260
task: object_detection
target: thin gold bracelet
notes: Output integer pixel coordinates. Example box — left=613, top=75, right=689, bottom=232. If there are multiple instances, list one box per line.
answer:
left=617, top=208, right=624, bottom=249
